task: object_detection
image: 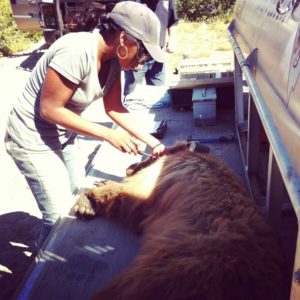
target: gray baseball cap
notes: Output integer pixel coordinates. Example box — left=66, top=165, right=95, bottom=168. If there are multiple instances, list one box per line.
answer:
left=108, top=1, right=167, bottom=63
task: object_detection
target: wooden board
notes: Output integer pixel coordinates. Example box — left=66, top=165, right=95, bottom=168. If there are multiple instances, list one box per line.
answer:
left=168, top=74, right=234, bottom=89
left=168, top=56, right=234, bottom=89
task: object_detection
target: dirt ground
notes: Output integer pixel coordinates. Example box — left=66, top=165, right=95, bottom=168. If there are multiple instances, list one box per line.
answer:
left=0, top=42, right=45, bottom=299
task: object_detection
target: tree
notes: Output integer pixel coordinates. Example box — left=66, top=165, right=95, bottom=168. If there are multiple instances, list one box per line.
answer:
left=175, top=0, right=235, bottom=21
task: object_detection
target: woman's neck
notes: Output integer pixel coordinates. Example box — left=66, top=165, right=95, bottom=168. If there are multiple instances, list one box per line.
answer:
left=97, top=30, right=119, bottom=67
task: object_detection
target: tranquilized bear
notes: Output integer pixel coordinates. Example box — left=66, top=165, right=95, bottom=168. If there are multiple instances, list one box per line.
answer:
left=74, top=141, right=284, bottom=300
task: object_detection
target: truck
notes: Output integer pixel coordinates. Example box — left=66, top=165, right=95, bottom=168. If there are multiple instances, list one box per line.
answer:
left=8, top=0, right=300, bottom=299
left=9, top=0, right=121, bottom=45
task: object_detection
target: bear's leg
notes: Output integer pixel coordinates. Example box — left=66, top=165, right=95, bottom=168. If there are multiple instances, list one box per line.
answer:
left=74, top=180, right=152, bottom=227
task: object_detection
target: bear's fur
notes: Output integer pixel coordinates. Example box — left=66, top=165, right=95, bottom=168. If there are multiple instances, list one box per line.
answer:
left=74, top=142, right=283, bottom=300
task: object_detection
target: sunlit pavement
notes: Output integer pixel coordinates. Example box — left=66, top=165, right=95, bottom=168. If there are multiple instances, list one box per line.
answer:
left=0, top=40, right=106, bottom=299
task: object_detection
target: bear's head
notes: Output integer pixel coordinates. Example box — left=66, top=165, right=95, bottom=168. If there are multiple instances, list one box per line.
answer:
left=126, top=141, right=209, bottom=176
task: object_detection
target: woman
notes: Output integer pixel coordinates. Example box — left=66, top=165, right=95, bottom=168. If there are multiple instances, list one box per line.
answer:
left=5, top=1, right=166, bottom=248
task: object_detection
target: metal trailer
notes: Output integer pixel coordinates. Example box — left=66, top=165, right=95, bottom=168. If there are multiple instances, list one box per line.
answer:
left=228, top=1, right=300, bottom=298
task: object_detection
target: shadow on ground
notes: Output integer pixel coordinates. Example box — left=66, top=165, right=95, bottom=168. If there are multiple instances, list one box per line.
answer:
left=0, top=212, right=41, bottom=299
left=11, top=44, right=47, bottom=72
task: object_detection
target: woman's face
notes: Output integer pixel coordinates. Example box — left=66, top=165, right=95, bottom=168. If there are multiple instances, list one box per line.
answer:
left=118, top=33, right=151, bottom=70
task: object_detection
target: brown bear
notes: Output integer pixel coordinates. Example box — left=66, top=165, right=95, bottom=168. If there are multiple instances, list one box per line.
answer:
left=74, top=141, right=284, bottom=300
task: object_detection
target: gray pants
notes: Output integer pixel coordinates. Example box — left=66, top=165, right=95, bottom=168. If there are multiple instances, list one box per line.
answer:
left=5, top=133, right=85, bottom=247
left=123, top=60, right=166, bottom=96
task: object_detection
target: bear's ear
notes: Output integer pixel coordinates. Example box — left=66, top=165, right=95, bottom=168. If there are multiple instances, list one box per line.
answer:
left=164, top=141, right=210, bottom=155
left=187, top=141, right=210, bottom=154
left=164, top=141, right=187, bottom=154
left=126, top=157, right=155, bottom=176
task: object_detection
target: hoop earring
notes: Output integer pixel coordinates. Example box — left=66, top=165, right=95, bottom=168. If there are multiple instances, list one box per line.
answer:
left=117, top=45, right=128, bottom=60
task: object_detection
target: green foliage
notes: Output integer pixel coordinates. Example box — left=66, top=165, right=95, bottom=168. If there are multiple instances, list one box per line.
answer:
left=175, top=0, right=235, bottom=22
left=168, top=19, right=231, bottom=71
left=0, top=0, right=41, bottom=56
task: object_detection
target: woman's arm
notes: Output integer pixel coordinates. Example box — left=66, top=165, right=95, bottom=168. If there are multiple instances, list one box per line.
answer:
left=103, top=72, right=165, bottom=156
left=40, top=67, right=140, bottom=153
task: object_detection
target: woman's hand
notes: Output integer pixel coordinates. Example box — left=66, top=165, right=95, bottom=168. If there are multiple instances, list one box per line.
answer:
left=151, top=143, right=165, bottom=157
left=107, top=129, right=140, bottom=154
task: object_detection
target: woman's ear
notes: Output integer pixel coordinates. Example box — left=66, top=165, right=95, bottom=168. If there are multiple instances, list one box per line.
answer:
left=120, top=32, right=135, bottom=47
left=119, top=31, right=127, bottom=46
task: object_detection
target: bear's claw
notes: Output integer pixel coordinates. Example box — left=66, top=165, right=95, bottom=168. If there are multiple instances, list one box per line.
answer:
left=73, top=193, right=96, bottom=218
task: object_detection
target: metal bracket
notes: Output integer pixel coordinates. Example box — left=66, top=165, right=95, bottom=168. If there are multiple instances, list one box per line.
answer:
left=294, top=269, right=300, bottom=284
left=227, top=20, right=235, bottom=33
left=245, top=49, right=258, bottom=75
left=276, top=0, right=300, bottom=15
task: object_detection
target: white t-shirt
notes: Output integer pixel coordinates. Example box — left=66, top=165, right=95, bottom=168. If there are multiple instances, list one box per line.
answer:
left=6, top=31, right=120, bottom=151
